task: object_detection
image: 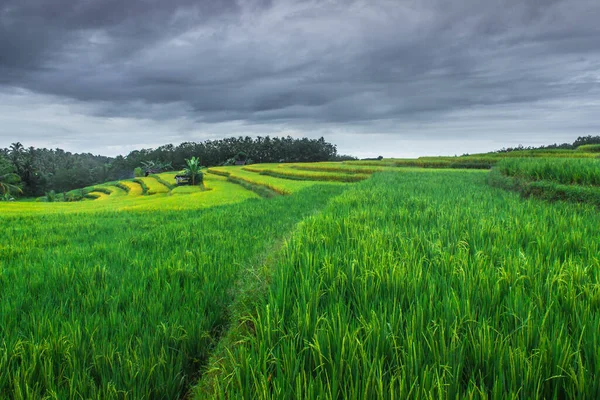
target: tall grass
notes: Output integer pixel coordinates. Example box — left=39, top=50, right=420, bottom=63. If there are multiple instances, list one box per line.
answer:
left=0, top=184, right=346, bottom=398
left=489, top=158, right=600, bottom=207
left=494, top=158, right=600, bottom=186
left=199, top=170, right=600, bottom=399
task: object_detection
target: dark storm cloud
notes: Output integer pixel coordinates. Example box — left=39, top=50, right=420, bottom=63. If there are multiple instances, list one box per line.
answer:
left=1, top=0, right=600, bottom=155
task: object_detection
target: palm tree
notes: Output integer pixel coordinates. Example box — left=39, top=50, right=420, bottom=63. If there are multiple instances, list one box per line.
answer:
left=183, top=157, right=203, bottom=186
left=0, top=165, right=22, bottom=200
left=9, top=142, right=24, bottom=173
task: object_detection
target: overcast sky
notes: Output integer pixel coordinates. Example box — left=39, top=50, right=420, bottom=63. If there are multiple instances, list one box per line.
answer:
left=1, top=0, right=599, bottom=158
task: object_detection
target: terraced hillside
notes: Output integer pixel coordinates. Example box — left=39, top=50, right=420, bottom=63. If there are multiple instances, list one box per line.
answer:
left=0, top=164, right=362, bottom=398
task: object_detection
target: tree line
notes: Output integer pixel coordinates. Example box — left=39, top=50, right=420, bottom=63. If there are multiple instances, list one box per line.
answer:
left=0, top=136, right=344, bottom=198
left=496, top=135, right=600, bottom=152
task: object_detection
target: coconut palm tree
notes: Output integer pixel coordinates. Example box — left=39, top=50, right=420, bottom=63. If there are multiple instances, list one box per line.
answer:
left=0, top=165, right=22, bottom=200
left=183, top=157, right=203, bottom=186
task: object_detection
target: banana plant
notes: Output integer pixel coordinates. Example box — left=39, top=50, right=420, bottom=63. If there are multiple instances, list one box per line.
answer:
left=0, top=165, right=22, bottom=200
left=183, top=157, right=204, bottom=186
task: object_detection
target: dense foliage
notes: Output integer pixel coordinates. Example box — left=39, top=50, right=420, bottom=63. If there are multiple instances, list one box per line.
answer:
left=1, top=143, right=113, bottom=197
left=0, top=156, right=22, bottom=201
left=1, top=136, right=339, bottom=196
left=118, top=136, right=338, bottom=170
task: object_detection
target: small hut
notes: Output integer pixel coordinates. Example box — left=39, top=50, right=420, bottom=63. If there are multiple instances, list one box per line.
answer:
left=175, top=175, right=191, bottom=185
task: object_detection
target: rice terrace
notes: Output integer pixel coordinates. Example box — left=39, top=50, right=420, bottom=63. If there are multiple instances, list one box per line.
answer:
left=0, top=135, right=599, bottom=399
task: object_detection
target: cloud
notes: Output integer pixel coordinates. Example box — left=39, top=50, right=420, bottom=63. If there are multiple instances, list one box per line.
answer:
left=1, top=0, right=599, bottom=156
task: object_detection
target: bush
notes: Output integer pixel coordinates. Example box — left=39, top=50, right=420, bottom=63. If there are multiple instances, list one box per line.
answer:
left=329, top=154, right=358, bottom=161
left=134, top=167, right=144, bottom=177
left=45, top=190, right=57, bottom=202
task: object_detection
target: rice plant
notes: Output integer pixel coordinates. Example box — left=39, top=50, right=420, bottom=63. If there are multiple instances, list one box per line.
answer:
left=207, top=166, right=334, bottom=195
left=3, top=158, right=599, bottom=399
left=0, top=181, right=346, bottom=398
left=494, top=158, right=600, bottom=186
left=198, top=170, right=600, bottom=399
left=488, top=158, right=600, bottom=207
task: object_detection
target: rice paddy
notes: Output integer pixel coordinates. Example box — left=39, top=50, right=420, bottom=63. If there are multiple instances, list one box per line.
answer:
left=0, top=171, right=346, bottom=398
left=196, top=170, right=600, bottom=399
left=488, top=158, right=600, bottom=207
left=207, top=166, right=338, bottom=195
left=241, top=164, right=370, bottom=182
left=2, top=158, right=599, bottom=399
left=494, top=158, right=600, bottom=186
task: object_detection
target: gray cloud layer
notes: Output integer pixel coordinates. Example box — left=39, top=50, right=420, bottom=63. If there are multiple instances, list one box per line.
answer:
left=1, top=0, right=599, bottom=156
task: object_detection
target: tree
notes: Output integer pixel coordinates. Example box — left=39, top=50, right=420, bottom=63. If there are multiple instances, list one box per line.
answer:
left=573, top=135, right=600, bottom=148
left=9, top=142, right=24, bottom=173
left=0, top=160, right=22, bottom=200
left=0, top=137, right=344, bottom=194
left=235, top=151, right=247, bottom=162
left=183, top=156, right=203, bottom=186
left=134, top=167, right=144, bottom=177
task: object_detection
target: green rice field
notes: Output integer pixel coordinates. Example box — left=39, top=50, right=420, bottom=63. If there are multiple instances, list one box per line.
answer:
left=1, top=158, right=599, bottom=399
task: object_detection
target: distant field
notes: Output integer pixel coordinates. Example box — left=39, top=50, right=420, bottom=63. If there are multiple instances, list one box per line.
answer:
left=347, top=147, right=599, bottom=169
left=2, top=156, right=599, bottom=399
left=0, top=173, right=257, bottom=215
left=242, top=164, right=370, bottom=182
left=207, top=166, right=335, bottom=195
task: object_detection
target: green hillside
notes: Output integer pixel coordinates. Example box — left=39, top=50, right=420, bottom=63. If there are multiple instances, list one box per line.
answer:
left=1, top=157, right=599, bottom=399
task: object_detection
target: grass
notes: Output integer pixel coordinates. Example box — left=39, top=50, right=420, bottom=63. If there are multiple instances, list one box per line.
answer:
left=207, top=166, right=334, bottom=195
left=488, top=158, right=600, bottom=207
left=119, top=181, right=144, bottom=196
left=102, top=185, right=128, bottom=198
left=576, top=144, right=600, bottom=153
left=0, top=174, right=257, bottom=215
left=138, top=176, right=170, bottom=195
left=493, top=158, right=600, bottom=186
left=0, top=182, right=346, bottom=398
left=132, top=178, right=149, bottom=195
left=346, top=147, right=599, bottom=170
left=286, top=162, right=392, bottom=174
left=150, top=174, right=176, bottom=191
left=242, top=164, right=370, bottom=182
left=171, top=186, right=205, bottom=195
left=3, top=158, right=600, bottom=399
left=196, top=170, right=600, bottom=399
